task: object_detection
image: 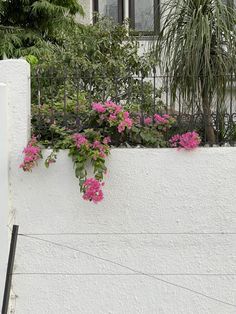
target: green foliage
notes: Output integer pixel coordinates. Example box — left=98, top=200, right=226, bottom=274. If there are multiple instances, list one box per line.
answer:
left=157, top=0, right=236, bottom=142
left=58, top=18, right=153, bottom=76
left=130, top=125, right=166, bottom=147
left=30, top=18, right=162, bottom=137
left=0, top=0, right=84, bottom=58
left=26, top=54, right=39, bottom=65
left=32, top=18, right=157, bottom=103
left=158, top=0, right=236, bottom=99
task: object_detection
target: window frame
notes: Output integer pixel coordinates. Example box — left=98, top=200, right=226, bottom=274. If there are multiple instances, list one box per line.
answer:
left=93, top=0, right=124, bottom=24
left=129, top=0, right=160, bottom=36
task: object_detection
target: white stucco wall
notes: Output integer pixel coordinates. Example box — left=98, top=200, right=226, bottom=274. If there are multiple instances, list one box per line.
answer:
left=1, top=61, right=236, bottom=314
left=0, top=83, right=8, bottom=305
left=0, top=59, right=30, bottom=312
left=11, top=148, right=236, bottom=314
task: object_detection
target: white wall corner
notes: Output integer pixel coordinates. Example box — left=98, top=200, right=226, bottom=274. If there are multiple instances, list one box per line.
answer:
left=0, top=59, right=31, bottom=267
left=0, top=83, right=9, bottom=306
left=0, top=59, right=31, bottom=160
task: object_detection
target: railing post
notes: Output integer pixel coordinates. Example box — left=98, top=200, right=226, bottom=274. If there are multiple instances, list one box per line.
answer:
left=1, top=225, right=19, bottom=314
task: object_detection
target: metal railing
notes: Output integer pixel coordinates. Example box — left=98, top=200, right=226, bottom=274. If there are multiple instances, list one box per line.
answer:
left=31, top=66, right=236, bottom=146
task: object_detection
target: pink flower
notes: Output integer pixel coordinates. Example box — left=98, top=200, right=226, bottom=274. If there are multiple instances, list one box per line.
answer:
left=105, top=101, right=117, bottom=109
left=92, top=102, right=105, bottom=113
left=154, top=114, right=167, bottom=124
left=92, top=140, right=101, bottom=149
left=99, top=151, right=106, bottom=158
left=91, top=100, right=133, bottom=134
left=73, top=133, right=88, bottom=149
left=123, top=111, right=130, bottom=119
left=24, top=156, right=34, bottom=163
left=115, top=106, right=122, bottom=114
left=20, top=137, right=42, bottom=172
left=170, top=132, right=201, bottom=150
left=82, top=178, right=104, bottom=204
left=163, top=114, right=170, bottom=119
left=118, top=121, right=126, bottom=133
left=144, top=117, right=152, bottom=125
left=124, top=117, right=133, bottom=129
left=103, top=136, right=111, bottom=144
left=108, top=114, right=117, bottom=121
left=117, top=117, right=133, bottom=133
left=23, top=146, right=36, bottom=154
left=92, top=102, right=106, bottom=113
left=92, top=139, right=109, bottom=160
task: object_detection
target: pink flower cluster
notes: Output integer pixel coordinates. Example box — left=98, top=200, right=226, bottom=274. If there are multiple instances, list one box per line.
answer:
left=92, top=137, right=111, bottom=159
left=92, top=101, right=133, bottom=133
left=92, top=103, right=106, bottom=113
left=73, top=133, right=110, bottom=160
left=144, top=117, right=152, bottom=125
left=82, top=178, right=104, bottom=203
left=117, top=111, right=133, bottom=133
left=144, top=114, right=175, bottom=127
left=71, top=134, right=110, bottom=203
left=170, top=131, right=201, bottom=150
left=20, top=137, right=42, bottom=172
left=73, top=133, right=88, bottom=149
left=154, top=114, right=172, bottom=124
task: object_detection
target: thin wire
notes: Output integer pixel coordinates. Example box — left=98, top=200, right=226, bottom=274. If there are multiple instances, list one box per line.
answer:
left=11, top=272, right=236, bottom=277
left=18, top=232, right=236, bottom=236
left=19, top=234, right=236, bottom=309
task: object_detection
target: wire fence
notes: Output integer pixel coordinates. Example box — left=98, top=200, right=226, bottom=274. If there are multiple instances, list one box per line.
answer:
left=31, top=66, right=236, bottom=146
left=11, top=232, right=236, bottom=309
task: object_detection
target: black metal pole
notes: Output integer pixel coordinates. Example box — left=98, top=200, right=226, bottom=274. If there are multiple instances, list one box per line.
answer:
left=2, top=225, right=19, bottom=314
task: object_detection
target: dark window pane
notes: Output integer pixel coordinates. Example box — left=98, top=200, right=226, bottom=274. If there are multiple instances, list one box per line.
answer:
left=99, top=0, right=119, bottom=22
left=134, top=0, right=154, bottom=32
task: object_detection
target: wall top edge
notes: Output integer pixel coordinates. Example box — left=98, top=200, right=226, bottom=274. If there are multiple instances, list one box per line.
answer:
left=0, top=59, right=29, bottom=65
left=41, top=147, right=236, bottom=153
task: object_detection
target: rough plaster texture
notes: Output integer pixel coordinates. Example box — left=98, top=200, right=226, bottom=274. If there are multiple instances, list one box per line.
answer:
left=1, top=61, right=236, bottom=314
left=0, top=60, right=30, bottom=155
left=0, top=83, right=8, bottom=304
left=12, top=148, right=236, bottom=314
left=0, top=59, right=30, bottom=311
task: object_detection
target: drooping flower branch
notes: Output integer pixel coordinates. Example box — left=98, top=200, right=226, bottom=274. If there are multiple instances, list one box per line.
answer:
left=82, top=178, right=105, bottom=203
left=20, top=136, right=42, bottom=172
left=66, top=130, right=110, bottom=203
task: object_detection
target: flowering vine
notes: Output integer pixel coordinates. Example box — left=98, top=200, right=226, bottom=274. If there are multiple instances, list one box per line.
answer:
left=66, top=130, right=110, bottom=203
left=20, top=100, right=202, bottom=204
left=20, top=136, right=42, bottom=172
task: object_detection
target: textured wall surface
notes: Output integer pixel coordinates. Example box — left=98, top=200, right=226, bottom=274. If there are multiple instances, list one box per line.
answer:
left=0, top=60, right=30, bottom=309
left=12, top=148, right=236, bottom=314
left=1, top=60, right=236, bottom=314
left=0, top=83, right=8, bottom=304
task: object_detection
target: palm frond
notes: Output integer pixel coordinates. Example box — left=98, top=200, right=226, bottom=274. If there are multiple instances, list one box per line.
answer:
left=157, top=0, right=236, bottom=101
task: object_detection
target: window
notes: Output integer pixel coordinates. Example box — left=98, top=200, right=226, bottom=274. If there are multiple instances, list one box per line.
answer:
left=93, top=0, right=160, bottom=35
left=93, top=0, right=124, bottom=23
left=224, top=0, right=236, bottom=7
left=129, top=0, right=160, bottom=35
